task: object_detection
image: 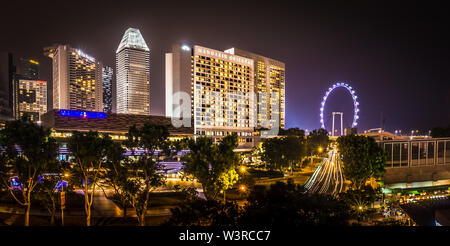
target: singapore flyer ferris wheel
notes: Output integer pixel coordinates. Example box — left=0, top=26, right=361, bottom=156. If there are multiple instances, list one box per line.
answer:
left=320, top=82, right=360, bottom=130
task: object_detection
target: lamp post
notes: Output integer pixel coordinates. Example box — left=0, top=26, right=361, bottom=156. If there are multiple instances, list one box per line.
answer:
left=240, top=185, right=246, bottom=192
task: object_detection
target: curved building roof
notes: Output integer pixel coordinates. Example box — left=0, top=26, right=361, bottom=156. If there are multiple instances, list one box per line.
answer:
left=116, top=28, right=149, bottom=53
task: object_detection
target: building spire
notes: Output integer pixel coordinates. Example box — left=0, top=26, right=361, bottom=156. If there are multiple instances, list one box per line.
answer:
left=116, top=28, right=149, bottom=53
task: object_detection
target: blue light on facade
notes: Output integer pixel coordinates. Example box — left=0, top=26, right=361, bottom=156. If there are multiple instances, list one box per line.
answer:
left=55, top=180, right=68, bottom=190
left=59, top=110, right=106, bottom=119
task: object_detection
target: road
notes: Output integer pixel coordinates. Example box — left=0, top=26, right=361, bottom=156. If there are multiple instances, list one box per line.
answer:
left=0, top=189, right=176, bottom=218
left=304, top=148, right=345, bottom=195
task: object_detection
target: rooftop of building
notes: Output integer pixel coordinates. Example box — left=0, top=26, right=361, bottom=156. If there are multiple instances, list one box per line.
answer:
left=116, top=28, right=149, bottom=53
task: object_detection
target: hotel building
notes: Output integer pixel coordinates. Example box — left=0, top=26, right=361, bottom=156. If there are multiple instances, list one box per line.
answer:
left=46, top=45, right=103, bottom=112
left=166, top=44, right=255, bottom=147
left=116, top=28, right=150, bottom=115
left=224, top=48, right=285, bottom=130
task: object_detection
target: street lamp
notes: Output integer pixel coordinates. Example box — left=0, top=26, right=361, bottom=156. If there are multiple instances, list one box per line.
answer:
left=239, top=166, right=246, bottom=173
left=239, top=185, right=246, bottom=192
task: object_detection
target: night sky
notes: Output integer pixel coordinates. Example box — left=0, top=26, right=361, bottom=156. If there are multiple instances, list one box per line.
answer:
left=1, top=0, right=449, bottom=133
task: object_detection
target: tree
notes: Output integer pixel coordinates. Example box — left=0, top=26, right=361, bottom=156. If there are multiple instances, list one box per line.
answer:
left=0, top=118, right=58, bottom=226
left=375, top=217, right=409, bottom=226
left=34, top=175, right=60, bottom=225
left=337, top=135, right=386, bottom=190
left=165, top=199, right=241, bottom=226
left=67, top=131, right=114, bottom=226
left=261, top=135, right=307, bottom=173
left=99, top=138, right=131, bottom=217
left=123, top=123, right=168, bottom=226
left=307, top=128, right=329, bottom=156
left=183, top=134, right=240, bottom=200
left=338, top=185, right=382, bottom=218
left=261, top=137, right=284, bottom=171
left=430, top=126, right=450, bottom=138
left=279, top=127, right=305, bottom=137
left=284, top=135, right=307, bottom=172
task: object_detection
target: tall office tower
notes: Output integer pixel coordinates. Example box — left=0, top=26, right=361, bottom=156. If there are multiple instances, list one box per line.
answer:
left=18, top=58, right=39, bottom=80
left=224, top=48, right=285, bottom=129
left=166, top=44, right=255, bottom=143
left=102, top=66, right=113, bottom=113
left=116, top=28, right=150, bottom=115
left=12, top=78, right=47, bottom=122
left=46, top=45, right=103, bottom=112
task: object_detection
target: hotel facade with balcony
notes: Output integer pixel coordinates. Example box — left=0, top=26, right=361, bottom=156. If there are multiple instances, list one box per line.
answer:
left=46, top=45, right=103, bottom=112
left=166, top=44, right=255, bottom=149
left=224, top=47, right=285, bottom=130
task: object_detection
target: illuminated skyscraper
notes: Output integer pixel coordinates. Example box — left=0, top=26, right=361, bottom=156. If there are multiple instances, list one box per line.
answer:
left=102, top=66, right=113, bottom=113
left=46, top=45, right=103, bottom=112
left=116, top=28, right=150, bottom=115
left=166, top=44, right=255, bottom=145
left=224, top=48, right=285, bottom=129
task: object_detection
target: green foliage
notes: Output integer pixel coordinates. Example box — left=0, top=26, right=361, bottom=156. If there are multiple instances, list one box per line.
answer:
left=122, top=123, right=168, bottom=226
left=307, top=128, right=329, bottom=156
left=99, top=139, right=131, bottom=217
left=338, top=185, right=383, bottom=213
left=67, top=131, right=116, bottom=226
left=33, top=175, right=60, bottom=225
left=127, top=156, right=166, bottom=225
left=165, top=199, right=241, bottom=226
left=67, top=131, right=113, bottom=186
left=173, top=184, right=199, bottom=201
left=337, top=135, right=386, bottom=190
left=279, top=127, right=305, bottom=137
left=247, top=168, right=284, bottom=178
left=430, top=126, right=450, bottom=138
left=183, top=134, right=240, bottom=200
left=218, top=169, right=239, bottom=191
left=374, top=217, right=409, bottom=226
left=238, top=180, right=351, bottom=226
left=0, top=118, right=58, bottom=226
left=261, top=135, right=306, bottom=172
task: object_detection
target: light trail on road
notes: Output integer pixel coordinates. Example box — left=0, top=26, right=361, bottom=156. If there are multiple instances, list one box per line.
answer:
left=304, top=148, right=345, bottom=196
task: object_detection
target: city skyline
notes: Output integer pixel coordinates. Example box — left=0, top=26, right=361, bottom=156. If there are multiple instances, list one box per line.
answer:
left=0, top=1, right=449, bottom=133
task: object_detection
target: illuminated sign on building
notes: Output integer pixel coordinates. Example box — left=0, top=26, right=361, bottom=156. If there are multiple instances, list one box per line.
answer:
left=195, top=46, right=253, bottom=66
left=29, top=59, right=39, bottom=65
left=75, top=49, right=95, bottom=62
left=59, top=110, right=106, bottom=119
